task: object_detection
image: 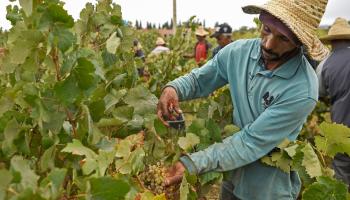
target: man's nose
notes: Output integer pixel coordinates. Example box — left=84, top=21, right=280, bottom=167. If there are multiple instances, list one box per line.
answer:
left=264, top=35, right=277, bottom=50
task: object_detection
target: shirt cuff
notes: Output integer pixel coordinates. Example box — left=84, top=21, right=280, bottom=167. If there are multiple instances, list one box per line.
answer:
left=179, top=155, right=198, bottom=174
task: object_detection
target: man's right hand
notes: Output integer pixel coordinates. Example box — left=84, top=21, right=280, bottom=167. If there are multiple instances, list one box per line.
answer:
left=157, top=86, right=181, bottom=127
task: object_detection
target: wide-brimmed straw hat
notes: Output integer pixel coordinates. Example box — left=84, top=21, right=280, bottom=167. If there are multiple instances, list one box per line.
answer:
left=195, top=26, right=209, bottom=37
left=242, top=0, right=329, bottom=61
left=156, top=37, right=166, bottom=45
left=320, top=18, right=350, bottom=44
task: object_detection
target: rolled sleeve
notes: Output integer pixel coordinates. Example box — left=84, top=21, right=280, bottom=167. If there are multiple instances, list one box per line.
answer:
left=182, top=97, right=317, bottom=174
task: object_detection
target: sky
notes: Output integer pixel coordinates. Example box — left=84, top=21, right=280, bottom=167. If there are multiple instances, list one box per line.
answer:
left=0, top=0, right=350, bottom=30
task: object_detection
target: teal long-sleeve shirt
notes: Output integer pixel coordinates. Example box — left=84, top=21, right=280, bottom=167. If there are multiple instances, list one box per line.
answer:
left=167, top=39, right=318, bottom=200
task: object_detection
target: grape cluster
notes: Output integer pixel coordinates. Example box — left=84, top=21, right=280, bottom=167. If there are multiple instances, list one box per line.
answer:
left=139, top=161, right=177, bottom=198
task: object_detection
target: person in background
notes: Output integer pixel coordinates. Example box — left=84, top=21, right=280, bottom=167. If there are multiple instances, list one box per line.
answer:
left=150, top=37, right=170, bottom=55
left=133, top=39, right=148, bottom=77
left=317, top=17, right=350, bottom=191
left=210, top=23, right=233, bottom=57
left=133, top=39, right=145, bottom=62
left=184, top=26, right=211, bottom=66
left=157, top=0, right=329, bottom=199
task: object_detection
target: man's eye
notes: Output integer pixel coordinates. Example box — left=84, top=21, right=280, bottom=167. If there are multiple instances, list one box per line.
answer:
left=280, top=36, right=290, bottom=42
left=263, top=26, right=271, bottom=33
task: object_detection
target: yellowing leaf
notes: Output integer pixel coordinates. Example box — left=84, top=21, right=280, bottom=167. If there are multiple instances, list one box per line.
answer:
left=153, top=193, right=166, bottom=200
left=302, top=143, right=322, bottom=178
left=106, top=32, right=120, bottom=54
left=178, top=133, right=200, bottom=152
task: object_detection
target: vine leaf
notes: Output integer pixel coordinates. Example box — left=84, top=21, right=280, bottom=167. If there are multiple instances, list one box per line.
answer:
left=19, top=0, right=33, bottom=17
left=302, top=143, right=322, bottom=178
left=106, top=32, right=120, bottom=54
left=302, top=176, right=348, bottom=200
left=88, top=177, right=130, bottom=200
left=0, top=169, right=12, bottom=200
left=10, top=156, right=39, bottom=190
left=178, top=133, right=200, bottom=152
left=61, top=139, right=97, bottom=159
left=315, top=122, right=350, bottom=157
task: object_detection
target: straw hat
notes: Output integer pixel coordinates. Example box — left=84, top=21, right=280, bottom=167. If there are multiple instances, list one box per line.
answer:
left=156, top=37, right=166, bottom=45
left=242, top=0, right=329, bottom=61
left=195, top=26, right=209, bottom=37
left=320, top=18, right=350, bottom=44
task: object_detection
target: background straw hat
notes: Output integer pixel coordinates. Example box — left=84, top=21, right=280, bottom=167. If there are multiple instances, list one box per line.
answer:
left=320, top=17, right=350, bottom=44
left=156, top=37, right=166, bottom=45
left=195, top=26, right=209, bottom=36
left=242, top=0, right=329, bottom=61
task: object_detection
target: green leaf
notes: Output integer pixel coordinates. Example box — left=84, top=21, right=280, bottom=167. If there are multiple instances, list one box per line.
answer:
left=46, top=4, right=74, bottom=28
left=115, top=140, right=132, bottom=158
left=96, top=150, right=116, bottom=177
left=124, top=86, right=158, bottom=116
left=302, top=143, right=322, bottom=178
left=223, top=124, right=240, bottom=136
left=179, top=175, right=189, bottom=200
left=317, top=122, right=350, bottom=157
left=10, top=39, right=32, bottom=64
left=88, top=177, right=130, bottom=200
left=0, top=169, right=12, bottom=200
left=82, top=158, right=98, bottom=175
left=39, top=145, right=56, bottom=172
left=97, top=118, right=125, bottom=128
left=88, top=100, right=105, bottom=122
left=49, top=29, right=75, bottom=53
left=74, top=57, right=97, bottom=90
left=40, top=168, right=67, bottom=199
left=61, top=139, right=97, bottom=159
left=54, top=75, right=80, bottom=105
left=284, top=144, right=299, bottom=157
left=106, top=32, right=120, bottom=54
left=199, top=172, right=222, bottom=186
left=10, top=156, right=39, bottom=190
left=154, top=118, right=167, bottom=136
left=19, top=0, right=33, bottom=17
left=206, top=119, right=222, bottom=142
left=302, top=176, right=348, bottom=200
left=178, top=133, right=200, bottom=152
left=2, top=118, right=21, bottom=156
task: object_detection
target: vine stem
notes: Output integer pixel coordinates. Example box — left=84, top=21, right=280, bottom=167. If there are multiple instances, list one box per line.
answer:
left=51, top=47, right=61, bottom=81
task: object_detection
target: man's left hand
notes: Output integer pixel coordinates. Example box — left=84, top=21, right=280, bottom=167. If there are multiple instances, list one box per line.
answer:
left=165, top=161, right=186, bottom=186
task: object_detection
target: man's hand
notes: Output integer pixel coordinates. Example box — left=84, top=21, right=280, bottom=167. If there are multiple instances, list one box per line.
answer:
left=157, top=86, right=182, bottom=126
left=165, top=161, right=186, bottom=186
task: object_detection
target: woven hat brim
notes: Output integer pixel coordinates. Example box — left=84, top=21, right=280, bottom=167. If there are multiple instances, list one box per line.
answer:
left=320, top=34, right=350, bottom=43
left=242, top=5, right=329, bottom=61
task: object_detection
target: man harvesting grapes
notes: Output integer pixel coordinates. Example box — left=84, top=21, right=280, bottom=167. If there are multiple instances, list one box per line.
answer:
left=157, top=0, right=329, bottom=199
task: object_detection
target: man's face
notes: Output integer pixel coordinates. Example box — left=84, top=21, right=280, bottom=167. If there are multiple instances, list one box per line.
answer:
left=260, top=24, right=298, bottom=61
left=216, top=35, right=231, bottom=47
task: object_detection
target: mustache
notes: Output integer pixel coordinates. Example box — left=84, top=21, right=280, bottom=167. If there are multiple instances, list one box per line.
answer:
left=261, top=46, right=279, bottom=58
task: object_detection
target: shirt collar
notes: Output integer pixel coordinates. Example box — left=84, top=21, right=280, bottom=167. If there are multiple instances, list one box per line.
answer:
left=271, top=51, right=302, bottom=79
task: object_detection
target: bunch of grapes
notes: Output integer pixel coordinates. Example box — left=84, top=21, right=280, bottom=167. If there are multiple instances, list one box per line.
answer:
left=139, top=161, right=177, bottom=198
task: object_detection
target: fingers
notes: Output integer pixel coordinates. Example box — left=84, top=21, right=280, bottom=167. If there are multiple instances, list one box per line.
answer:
left=165, top=174, right=183, bottom=186
left=157, top=108, right=169, bottom=127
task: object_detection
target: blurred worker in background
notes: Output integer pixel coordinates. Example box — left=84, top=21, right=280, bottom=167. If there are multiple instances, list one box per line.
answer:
left=150, top=37, right=170, bottom=55
left=133, top=39, right=149, bottom=78
left=317, top=17, right=350, bottom=191
left=184, top=26, right=211, bottom=66
left=211, top=23, right=233, bottom=57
